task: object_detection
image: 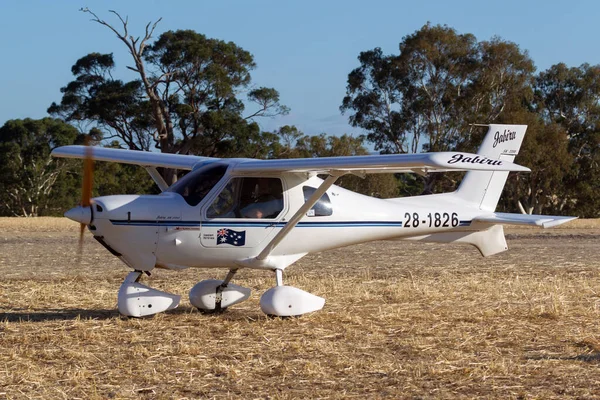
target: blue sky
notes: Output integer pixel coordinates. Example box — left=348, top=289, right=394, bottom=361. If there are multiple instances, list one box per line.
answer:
left=1, top=0, right=598, bottom=139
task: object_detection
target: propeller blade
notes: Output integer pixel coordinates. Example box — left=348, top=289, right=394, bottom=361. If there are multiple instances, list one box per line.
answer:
left=81, top=140, right=94, bottom=207
left=78, top=137, right=94, bottom=256
left=78, top=222, right=86, bottom=256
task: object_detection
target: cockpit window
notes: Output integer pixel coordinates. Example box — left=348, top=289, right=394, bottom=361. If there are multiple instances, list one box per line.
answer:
left=207, top=177, right=284, bottom=219
left=166, top=163, right=228, bottom=206
left=303, top=186, right=333, bottom=216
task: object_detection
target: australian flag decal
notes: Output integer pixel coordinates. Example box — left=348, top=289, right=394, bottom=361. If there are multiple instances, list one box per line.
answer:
left=216, top=228, right=246, bottom=246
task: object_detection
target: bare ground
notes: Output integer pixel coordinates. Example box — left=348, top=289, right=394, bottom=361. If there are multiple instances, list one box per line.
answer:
left=1, top=218, right=600, bottom=399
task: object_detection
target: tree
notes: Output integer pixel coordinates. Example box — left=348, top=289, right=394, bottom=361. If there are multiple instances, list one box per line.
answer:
left=50, top=9, right=289, bottom=184
left=534, top=63, right=600, bottom=217
left=270, top=126, right=399, bottom=198
left=341, top=24, right=535, bottom=194
left=0, top=119, right=79, bottom=217
left=48, top=53, right=155, bottom=151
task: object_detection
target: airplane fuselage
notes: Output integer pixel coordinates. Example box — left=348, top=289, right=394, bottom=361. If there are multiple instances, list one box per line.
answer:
left=89, top=172, right=484, bottom=273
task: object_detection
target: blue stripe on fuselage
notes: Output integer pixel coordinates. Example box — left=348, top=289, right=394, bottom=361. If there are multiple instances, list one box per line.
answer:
left=109, top=219, right=473, bottom=228
left=109, top=220, right=405, bottom=228
left=110, top=219, right=471, bottom=228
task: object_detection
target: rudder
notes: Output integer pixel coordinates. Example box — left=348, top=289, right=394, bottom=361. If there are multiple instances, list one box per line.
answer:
left=455, top=124, right=527, bottom=211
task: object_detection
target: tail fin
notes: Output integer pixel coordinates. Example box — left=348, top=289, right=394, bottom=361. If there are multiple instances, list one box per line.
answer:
left=455, top=124, right=527, bottom=211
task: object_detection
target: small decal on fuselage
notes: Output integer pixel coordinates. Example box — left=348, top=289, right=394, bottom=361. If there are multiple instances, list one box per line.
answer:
left=156, top=215, right=182, bottom=220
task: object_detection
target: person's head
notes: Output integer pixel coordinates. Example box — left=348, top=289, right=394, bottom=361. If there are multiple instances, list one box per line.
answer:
left=252, top=178, right=271, bottom=198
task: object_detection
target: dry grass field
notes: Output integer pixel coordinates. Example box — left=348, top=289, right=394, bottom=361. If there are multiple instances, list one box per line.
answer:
left=1, top=218, right=600, bottom=399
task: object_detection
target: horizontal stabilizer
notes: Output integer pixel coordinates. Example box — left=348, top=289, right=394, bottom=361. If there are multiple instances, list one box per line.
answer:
left=473, top=212, right=577, bottom=228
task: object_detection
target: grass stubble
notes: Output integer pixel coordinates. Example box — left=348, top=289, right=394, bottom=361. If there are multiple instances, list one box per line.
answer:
left=0, top=218, right=599, bottom=399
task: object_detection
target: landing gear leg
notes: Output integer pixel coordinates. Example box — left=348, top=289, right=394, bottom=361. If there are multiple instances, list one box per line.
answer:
left=189, top=269, right=251, bottom=312
left=259, top=269, right=325, bottom=317
left=214, top=269, right=238, bottom=312
left=222, top=268, right=238, bottom=286
left=275, top=269, right=283, bottom=287
left=117, top=271, right=181, bottom=317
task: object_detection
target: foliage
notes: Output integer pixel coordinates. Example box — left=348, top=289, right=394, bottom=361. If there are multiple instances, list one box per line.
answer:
left=43, top=138, right=158, bottom=216
left=270, top=126, right=399, bottom=198
left=533, top=63, right=600, bottom=217
left=0, top=118, right=158, bottom=217
left=341, top=24, right=535, bottom=156
left=0, top=118, right=79, bottom=217
left=49, top=9, right=289, bottom=184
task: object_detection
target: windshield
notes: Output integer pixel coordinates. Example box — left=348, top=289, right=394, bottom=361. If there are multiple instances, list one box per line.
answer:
left=166, top=163, right=228, bottom=206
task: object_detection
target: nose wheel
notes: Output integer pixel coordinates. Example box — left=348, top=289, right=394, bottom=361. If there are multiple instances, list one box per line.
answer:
left=117, top=271, right=180, bottom=317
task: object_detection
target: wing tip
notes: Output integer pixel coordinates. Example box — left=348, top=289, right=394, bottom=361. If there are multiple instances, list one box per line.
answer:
left=541, top=216, right=578, bottom=229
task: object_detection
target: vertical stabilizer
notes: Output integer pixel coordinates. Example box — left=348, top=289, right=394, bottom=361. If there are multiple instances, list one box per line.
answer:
left=455, top=125, right=527, bottom=211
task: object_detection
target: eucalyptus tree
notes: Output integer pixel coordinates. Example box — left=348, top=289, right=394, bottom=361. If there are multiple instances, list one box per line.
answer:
left=268, top=125, right=399, bottom=198
left=0, top=118, right=79, bottom=216
left=534, top=63, right=600, bottom=216
left=341, top=23, right=535, bottom=196
left=50, top=9, right=289, bottom=184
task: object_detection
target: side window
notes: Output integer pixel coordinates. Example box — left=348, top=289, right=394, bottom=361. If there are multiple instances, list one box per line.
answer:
left=208, top=177, right=284, bottom=219
left=303, top=186, right=333, bottom=217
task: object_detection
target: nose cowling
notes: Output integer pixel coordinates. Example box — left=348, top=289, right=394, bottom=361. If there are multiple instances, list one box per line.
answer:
left=65, top=205, right=92, bottom=225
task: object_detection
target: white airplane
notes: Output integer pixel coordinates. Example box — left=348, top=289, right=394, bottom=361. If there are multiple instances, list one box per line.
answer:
left=52, top=124, right=575, bottom=318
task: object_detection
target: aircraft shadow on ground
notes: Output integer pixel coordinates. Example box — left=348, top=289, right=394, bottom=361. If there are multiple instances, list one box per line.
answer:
left=571, top=353, right=600, bottom=362
left=526, top=354, right=600, bottom=363
left=0, top=306, right=263, bottom=322
left=526, top=350, right=600, bottom=363
left=0, top=308, right=120, bottom=322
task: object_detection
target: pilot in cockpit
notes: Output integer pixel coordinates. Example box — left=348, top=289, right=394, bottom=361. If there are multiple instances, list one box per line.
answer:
left=240, top=178, right=283, bottom=219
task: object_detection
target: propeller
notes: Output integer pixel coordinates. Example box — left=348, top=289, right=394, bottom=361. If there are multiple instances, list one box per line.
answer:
left=78, top=137, right=94, bottom=254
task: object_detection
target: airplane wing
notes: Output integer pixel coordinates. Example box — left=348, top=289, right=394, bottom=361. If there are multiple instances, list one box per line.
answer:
left=52, top=147, right=530, bottom=175
left=230, top=152, right=530, bottom=175
left=51, top=145, right=215, bottom=170
left=473, top=212, right=577, bottom=228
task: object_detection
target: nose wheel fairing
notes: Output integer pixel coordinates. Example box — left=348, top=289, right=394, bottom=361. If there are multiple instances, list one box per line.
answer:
left=118, top=272, right=180, bottom=317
